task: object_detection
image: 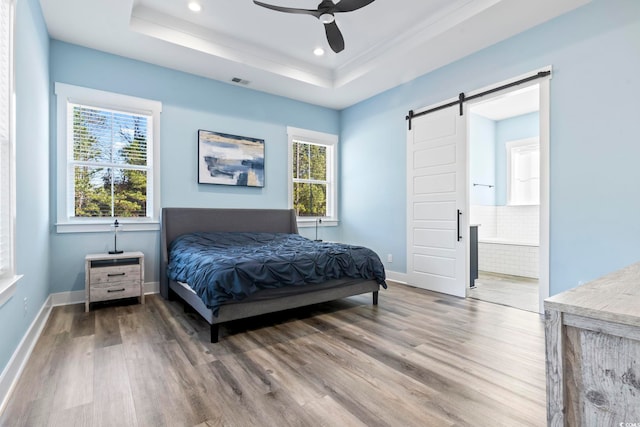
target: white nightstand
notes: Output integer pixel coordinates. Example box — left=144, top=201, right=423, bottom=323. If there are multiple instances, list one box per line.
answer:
left=85, top=251, right=145, bottom=312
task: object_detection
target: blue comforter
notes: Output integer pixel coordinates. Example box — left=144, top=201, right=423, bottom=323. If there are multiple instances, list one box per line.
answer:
left=167, top=232, right=387, bottom=314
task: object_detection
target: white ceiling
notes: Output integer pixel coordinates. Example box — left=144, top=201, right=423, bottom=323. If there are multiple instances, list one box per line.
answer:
left=39, top=0, right=590, bottom=109
left=471, top=84, right=539, bottom=121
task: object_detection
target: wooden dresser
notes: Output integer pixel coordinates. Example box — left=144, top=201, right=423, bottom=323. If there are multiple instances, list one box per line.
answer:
left=544, top=262, right=640, bottom=426
left=85, top=251, right=144, bottom=312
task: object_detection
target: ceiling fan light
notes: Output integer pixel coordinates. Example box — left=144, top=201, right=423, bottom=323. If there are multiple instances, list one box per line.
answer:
left=319, top=13, right=334, bottom=24
left=313, top=47, right=325, bottom=56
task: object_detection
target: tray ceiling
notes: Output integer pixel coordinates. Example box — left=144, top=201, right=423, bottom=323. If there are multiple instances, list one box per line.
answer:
left=40, top=0, right=590, bottom=109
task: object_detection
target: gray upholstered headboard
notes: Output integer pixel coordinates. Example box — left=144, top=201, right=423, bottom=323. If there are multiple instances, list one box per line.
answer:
left=160, top=208, right=298, bottom=298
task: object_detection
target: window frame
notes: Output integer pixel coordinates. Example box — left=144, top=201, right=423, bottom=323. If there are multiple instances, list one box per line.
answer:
left=0, top=0, right=21, bottom=306
left=287, top=126, right=338, bottom=227
left=55, top=83, right=162, bottom=233
left=506, top=137, right=540, bottom=206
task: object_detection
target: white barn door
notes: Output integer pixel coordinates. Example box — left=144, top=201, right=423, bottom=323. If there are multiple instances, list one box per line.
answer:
left=407, top=105, right=467, bottom=297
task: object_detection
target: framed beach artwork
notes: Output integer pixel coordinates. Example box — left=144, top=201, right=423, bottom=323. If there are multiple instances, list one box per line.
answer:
left=198, top=130, right=265, bottom=187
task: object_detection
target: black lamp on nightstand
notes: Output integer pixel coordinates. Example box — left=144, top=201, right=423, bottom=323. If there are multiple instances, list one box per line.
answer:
left=109, top=219, right=124, bottom=254
left=314, top=218, right=322, bottom=242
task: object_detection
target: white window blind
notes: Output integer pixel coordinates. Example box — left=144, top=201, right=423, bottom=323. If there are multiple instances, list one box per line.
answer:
left=0, top=0, right=19, bottom=305
left=0, top=0, right=15, bottom=282
left=292, top=140, right=331, bottom=217
left=507, top=138, right=540, bottom=206
left=68, top=103, right=151, bottom=218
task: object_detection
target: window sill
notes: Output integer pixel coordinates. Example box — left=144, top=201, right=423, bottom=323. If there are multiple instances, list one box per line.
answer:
left=297, top=219, right=339, bottom=228
left=0, top=275, right=23, bottom=308
left=56, top=221, right=160, bottom=233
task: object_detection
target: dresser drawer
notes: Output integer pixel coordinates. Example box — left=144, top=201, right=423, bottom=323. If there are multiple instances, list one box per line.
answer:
left=89, top=281, right=141, bottom=302
left=89, top=264, right=141, bottom=285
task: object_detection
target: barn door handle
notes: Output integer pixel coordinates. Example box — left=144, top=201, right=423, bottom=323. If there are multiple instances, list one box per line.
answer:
left=457, top=210, right=462, bottom=242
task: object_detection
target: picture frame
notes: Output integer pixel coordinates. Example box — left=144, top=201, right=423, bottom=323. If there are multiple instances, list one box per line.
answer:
left=198, top=129, right=265, bottom=187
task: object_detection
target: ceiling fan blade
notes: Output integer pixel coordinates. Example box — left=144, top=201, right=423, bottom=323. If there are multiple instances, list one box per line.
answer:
left=333, top=0, right=375, bottom=13
left=324, top=21, right=344, bottom=53
left=253, top=1, right=322, bottom=18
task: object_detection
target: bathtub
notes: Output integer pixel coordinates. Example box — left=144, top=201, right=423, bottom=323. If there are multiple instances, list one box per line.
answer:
left=478, top=237, right=539, bottom=278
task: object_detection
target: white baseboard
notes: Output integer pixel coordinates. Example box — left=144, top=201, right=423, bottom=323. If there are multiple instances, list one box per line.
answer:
left=145, top=281, right=159, bottom=296
left=50, top=281, right=160, bottom=306
left=50, top=289, right=85, bottom=306
left=0, top=294, right=52, bottom=415
left=385, top=270, right=408, bottom=284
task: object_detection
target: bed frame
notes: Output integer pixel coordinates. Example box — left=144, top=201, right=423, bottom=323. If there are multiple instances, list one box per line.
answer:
left=160, top=207, right=380, bottom=342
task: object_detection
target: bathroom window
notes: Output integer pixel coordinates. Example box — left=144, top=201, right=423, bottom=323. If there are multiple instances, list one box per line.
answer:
left=507, top=138, right=539, bottom=205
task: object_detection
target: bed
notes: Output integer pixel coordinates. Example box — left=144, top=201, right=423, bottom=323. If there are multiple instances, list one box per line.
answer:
left=160, top=207, right=386, bottom=343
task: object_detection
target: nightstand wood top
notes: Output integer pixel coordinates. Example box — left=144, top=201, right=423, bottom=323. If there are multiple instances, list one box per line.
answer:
left=85, top=251, right=144, bottom=261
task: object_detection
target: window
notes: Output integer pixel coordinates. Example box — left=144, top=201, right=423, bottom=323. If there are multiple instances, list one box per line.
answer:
left=287, top=127, right=338, bottom=226
left=56, top=83, right=162, bottom=232
left=0, top=0, right=20, bottom=305
left=507, top=138, right=539, bottom=205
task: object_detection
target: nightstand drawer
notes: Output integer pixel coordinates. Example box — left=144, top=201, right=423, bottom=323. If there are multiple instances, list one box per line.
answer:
left=90, top=265, right=141, bottom=285
left=90, top=282, right=141, bottom=302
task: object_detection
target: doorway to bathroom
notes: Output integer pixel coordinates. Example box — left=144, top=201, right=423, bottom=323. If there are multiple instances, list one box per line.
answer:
left=468, top=84, right=542, bottom=312
left=405, top=68, right=550, bottom=313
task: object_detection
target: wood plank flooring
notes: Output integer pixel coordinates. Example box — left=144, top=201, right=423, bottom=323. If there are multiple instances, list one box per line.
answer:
left=469, top=271, right=539, bottom=313
left=0, top=283, right=547, bottom=426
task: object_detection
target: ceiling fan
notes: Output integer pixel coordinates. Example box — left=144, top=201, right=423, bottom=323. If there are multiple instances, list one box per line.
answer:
left=252, top=0, right=376, bottom=53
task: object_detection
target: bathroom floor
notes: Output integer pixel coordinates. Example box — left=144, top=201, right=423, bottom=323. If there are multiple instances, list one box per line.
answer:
left=469, top=271, right=539, bottom=312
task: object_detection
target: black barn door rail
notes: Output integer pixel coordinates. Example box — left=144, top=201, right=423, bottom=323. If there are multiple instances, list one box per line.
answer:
left=405, top=70, right=551, bottom=130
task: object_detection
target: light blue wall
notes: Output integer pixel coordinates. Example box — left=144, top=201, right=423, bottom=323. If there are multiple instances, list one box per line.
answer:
left=0, top=0, right=50, bottom=376
left=340, top=101, right=406, bottom=271
left=3, top=0, right=639, bottom=379
left=469, top=114, right=496, bottom=206
left=469, top=112, right=538, bottom=206
left=495, top=112, right=539, bottom=205
left=340, top=0, right=640, bottom=295
left=48, top=41, right=340, bottom=294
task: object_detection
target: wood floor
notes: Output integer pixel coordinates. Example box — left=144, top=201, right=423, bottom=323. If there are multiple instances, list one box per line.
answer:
left=469, top=271, right=539, bottom=313
left=0, top=283, right=547, bottom=427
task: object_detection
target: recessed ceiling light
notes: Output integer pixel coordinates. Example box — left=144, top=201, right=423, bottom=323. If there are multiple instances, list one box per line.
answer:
left=313, top=47, right=325, bottom=56
left=188, top=2, right=202, bottom=12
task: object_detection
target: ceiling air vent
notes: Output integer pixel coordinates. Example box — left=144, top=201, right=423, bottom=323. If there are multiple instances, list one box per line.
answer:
left=231, top=77, right=250, bottom=85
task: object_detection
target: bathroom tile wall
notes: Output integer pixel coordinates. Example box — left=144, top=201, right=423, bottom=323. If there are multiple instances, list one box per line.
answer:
left=471, top=204, right=539, bottom=243
left=472, top=204, right=540, bottom=278
left=479, top=242, right=539, bottom=278
left=496, top=205, right=539, bottom=244
left=470, top=205, right=497, bottom=239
